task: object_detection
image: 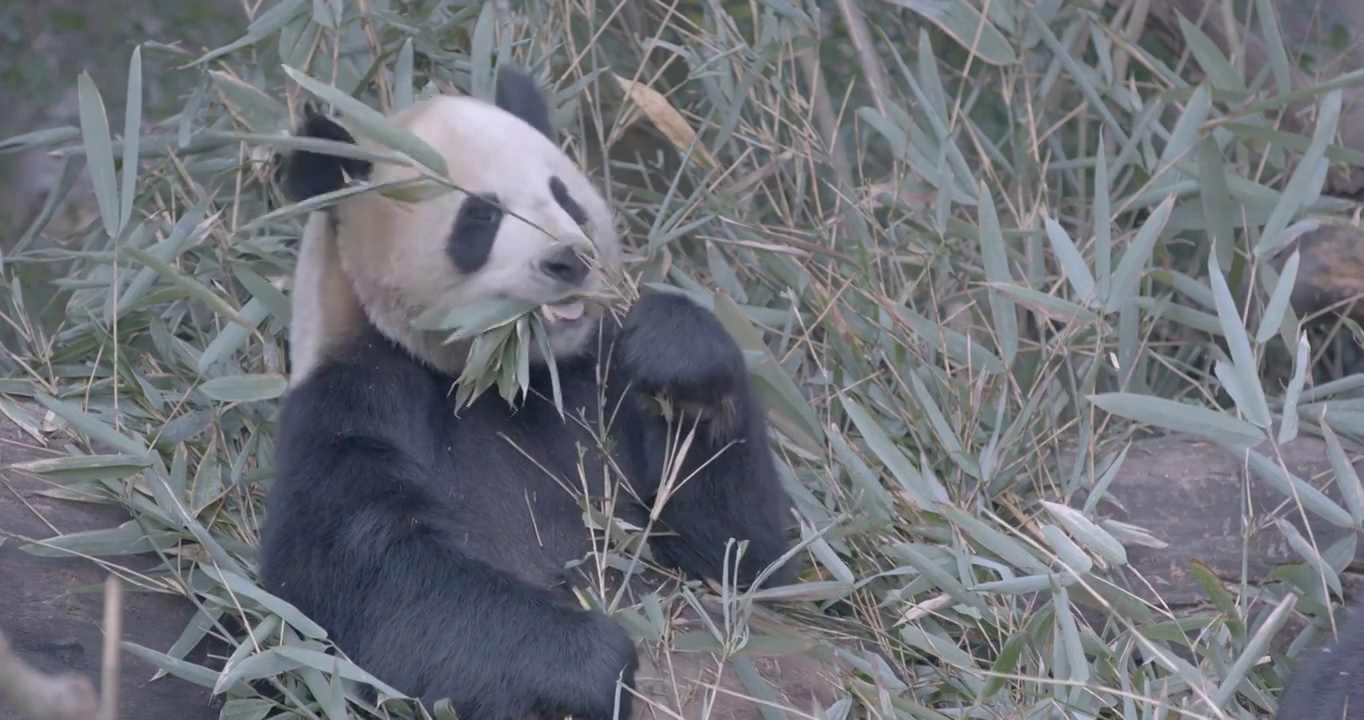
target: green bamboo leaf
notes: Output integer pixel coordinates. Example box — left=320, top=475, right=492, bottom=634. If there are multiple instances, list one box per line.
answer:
left=1052, top=585, right=1089, bottom=685
left=114, top=202, right=215, bottom=319
left=989, top=283, right=1102, bottom=325
left=9, top=453, right=152, bottom=482
left=1042, top=216, right=1096, bottom=305
left=1089, top=393, right=1264, bottom=449
left=1040, top=524, right=1094, bottom=575
left=1278, top=334, right=1310, bottom=444
left=412, top=296, right=535, bottom=337
left=1253, top=0, right=1295, bottom=99
left=217, top=645, right=306, bottom=692
left=470, top=2, right=498, bottom=100
left=839, top=394, right=944, bottom=510
left=122, top=642, right=220, bottom=689
left=887, top=543, right=989, bottom=614
left=976, top=178, right=1020, bottom=362
left=34, top=393, right=149, bottom=456
left=249, top=131, right=414, bottom=166
left=883, top=0, right=1017, bottom=66
left=907, top=371, right=979, bottom=478
left=1105, top=194, right=1175, bottom=313
left=1256, top=89, right=1342, bottom=259
left=747, top=580, right=852, bottom=603
left=1197, top=134, right=1236, bottom=271
left=160, top=607, right=225, bottom=680
left=1208, top=252, right=1271, bottom=428
left=980, top=630, right=1029, bottom=700
left=1222, top=121, right=1364, bottom=168
left=215, top=615, right=285, bottom=693
left=23, top=520, right=181, bottom=557
left=1177, top=18, right=1246, bottom=92
left=711, top=291, right=824, bottom=449
left=1211, top=594, right=1297, bottom=707
left=755, top=0, right=814, bottom=26
left=828, top=429, right=894, bottom=525
left=394, top=38, right=416, bottom=110
left=193, top=0, right=306, bottom=65
left=1243, top=447, right=1354, bottom=528
left=0, top=126, right=81, bottom=154
left=938, top=504, right=1049, bottom=574
left=1082, top=443, right=1130, bottom=515
left=1277, top=517, right=1342, bottom=595
left=205, top=566, right=330, bottom=639
left=119, top=45, right=143, bottom=232
left=733, top=657, right=784, bottom=720
left=1188, top=560, right=1245, bottom=638
left=311, top=0, right=341, bottom=27
left=200, top=374, right=289, bottom=403
left=972, top=573, right=1058, bottom=595
left=1040, top=501, right=1127, bottom=567
left=1159, top=85, right=1211, bottom=183
left=808, top=535, right=855, bottom=586
left=243, top=176, right=430, bottom=235
left=1093, top=132, right=1112, bottom=301
left=76, top=71, right=121, bottom=237
left=1256, top=249, right=1300, bottom=344
left=209, top=71, right=288, bottom=127
left=894, top=304, right=1004, bottom=374
left=1320, top=418, right=1364, bottom=525
left=273, top=646, right=409, bottom=697
left=198, top=298, right=272, bottom=374
left=121, top=246, right=251, bottom=329
left=282, top=65, right=448, bottom=177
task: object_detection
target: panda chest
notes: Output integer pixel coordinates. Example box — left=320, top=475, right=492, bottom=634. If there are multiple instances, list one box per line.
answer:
left=429, top=386, right=640, bottom=579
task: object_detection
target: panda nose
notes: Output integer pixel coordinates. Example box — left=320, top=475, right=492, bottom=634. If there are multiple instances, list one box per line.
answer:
left=540, top=247, right=589, bottom=285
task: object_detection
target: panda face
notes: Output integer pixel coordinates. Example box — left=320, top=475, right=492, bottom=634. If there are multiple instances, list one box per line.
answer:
left=288, top=83, right=622, bottom=375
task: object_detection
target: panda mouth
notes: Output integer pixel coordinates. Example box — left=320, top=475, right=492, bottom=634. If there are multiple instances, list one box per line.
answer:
left=538, top=301, right=586, bottom=324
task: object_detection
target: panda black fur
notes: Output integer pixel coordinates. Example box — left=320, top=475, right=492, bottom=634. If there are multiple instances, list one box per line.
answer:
left=258, top=66, right=799, bottom=720
left=1275, top=598, right=1364, bottom=720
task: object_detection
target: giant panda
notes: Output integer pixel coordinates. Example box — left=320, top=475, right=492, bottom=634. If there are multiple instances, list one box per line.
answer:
left=258, top=65, right=848, bottom=719
left=1275, top=598, right=1364, bottom=720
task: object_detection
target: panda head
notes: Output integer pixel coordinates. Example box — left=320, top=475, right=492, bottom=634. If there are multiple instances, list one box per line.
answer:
left=276, top=66, right=621, bottom=379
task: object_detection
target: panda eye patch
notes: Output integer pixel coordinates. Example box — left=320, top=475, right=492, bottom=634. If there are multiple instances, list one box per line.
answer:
left=447, top=194, right=505, bottom=274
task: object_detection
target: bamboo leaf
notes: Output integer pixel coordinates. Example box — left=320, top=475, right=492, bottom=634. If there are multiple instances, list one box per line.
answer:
left=1089, top=393, right=1264, bottom=449
left=199, top=374, right=290, bottom=403
left=1207, top=252, right=1271, bottom=428
left=282, top=64, right=448, bottom=176
left=76, top=72, right=121, bottom=237
left=1042, top=215, right=1096, bottom=306
left=119, top=46, right=143, bottom=232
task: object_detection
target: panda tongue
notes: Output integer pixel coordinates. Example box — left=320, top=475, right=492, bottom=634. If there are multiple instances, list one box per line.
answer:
left=540, top=301, right=585, bottom=323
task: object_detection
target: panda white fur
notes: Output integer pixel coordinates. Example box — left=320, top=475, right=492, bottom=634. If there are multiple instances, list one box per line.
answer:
left=1274, top=598, right=1364, bottom=720
left=258, top=66, right=813, bottom=719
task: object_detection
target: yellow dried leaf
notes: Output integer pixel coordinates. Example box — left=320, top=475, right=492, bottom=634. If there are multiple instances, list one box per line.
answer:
left=610, top=73, right=719, bottom=172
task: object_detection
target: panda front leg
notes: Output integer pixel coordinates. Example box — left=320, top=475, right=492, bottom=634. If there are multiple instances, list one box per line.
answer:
left=615, top=290, right=797, bottom=588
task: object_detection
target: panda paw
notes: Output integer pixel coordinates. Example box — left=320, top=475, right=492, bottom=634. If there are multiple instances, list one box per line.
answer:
left=540, top=611, right=638, bottom=720
left=618, top=290, right=748, bottom=424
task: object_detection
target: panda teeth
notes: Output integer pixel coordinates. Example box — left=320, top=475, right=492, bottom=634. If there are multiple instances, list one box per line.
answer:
left=539, top=301, right=585, bottom=324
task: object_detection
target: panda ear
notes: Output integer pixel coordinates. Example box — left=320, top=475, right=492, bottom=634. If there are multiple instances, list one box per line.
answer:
left=278, top=108, right=373, bottom=203
left=494, top=65, right=555, bottom=140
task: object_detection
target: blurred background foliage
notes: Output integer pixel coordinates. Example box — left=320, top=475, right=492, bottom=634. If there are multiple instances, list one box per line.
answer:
left=3, top=0, right=1364, bottom=718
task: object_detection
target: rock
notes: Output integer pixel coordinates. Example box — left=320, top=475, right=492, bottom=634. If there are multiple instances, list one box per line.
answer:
left=0, top=400, right=220, bottom=720
left=1079, top=433, right=1364, bottom=609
